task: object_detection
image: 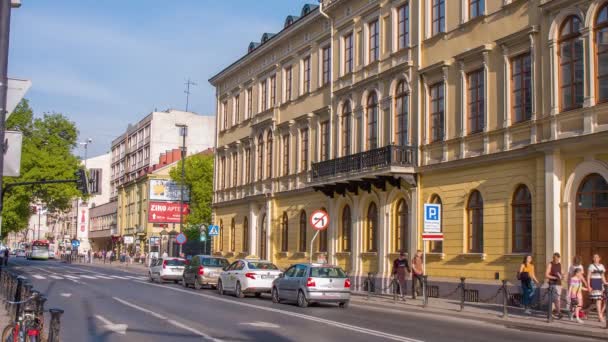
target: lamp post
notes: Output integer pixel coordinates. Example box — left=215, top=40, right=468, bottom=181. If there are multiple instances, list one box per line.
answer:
left=74, top=139, right=92, bottom=250
left=175, top=124, right=187, bottom=256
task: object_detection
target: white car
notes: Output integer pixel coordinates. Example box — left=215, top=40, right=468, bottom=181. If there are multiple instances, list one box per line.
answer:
left=48, top=250, right=55, bottom=259
left=217, top=259, right=282, bottom=298
left=148, top=257, right=187, bottom=283
left=16, top=249, right=26, bottom=258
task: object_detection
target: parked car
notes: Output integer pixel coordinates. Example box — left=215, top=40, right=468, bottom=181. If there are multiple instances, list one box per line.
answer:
left=9, top=249, right=16, bottom=256
left=16, top=249, right=26, bottom=258
left=218, top=259, right=282, bottom=298
left=48, top=250, right=55, bottom=259
left=148, top=257, right=187, bottom=283
left=271, top=263, right=350, bottom=308
left=182, top=255, right=229, bottom=289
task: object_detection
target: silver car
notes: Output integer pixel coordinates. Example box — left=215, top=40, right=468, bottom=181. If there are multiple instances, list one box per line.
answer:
left=271, top=263, right=350, bottom=308
left=182, top=255, right=229, bottom=289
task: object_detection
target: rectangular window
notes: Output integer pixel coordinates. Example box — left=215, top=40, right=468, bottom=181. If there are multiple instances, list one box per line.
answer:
left=232, top=153, right=238, bottom=187
left=257, top=141, right=264, bottom=181
left=247, top=87, right=253, bottom=119
left=89, top=168, right=102, bottom=194
left=429, top=83, right=445, bottom=142
left=398, top=4, right=409, bottom=49
left=282, top=135, right=290, bottom=176
left=270, top=75, right=276, bottom=107
left=261, top=80, right=268, bottom=111
left=245, top=148, right=251, bottom=184
left=303, top=56, right=311, bottom=94
left=369, top=20, right=379, bottom=63
left=432, top=0, right=445, bottom=35
left=342, top=114, right=351, bottom=156
left=301, top=128, right=309, bottom=171
left=467, top=69, right=485, bottom=134
left=469, top=0, right=484, bottom=19
left=285, top=66, right=293, bottom=102
left=320, top=121, right=330, bottom=161
left=511, top=53, right=532, bottom=123
left=222, top=101, right=228, bottom=130
left=344, top=33, right=353, bottom=74
left=234, top=95, right=240, bottom=124
left=322, top=46, right=331, bottom=85
left=220, top=156, right=226, bottom=189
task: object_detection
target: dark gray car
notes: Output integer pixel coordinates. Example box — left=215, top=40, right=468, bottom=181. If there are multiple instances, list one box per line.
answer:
left=182, top=255, right=229, bottom=289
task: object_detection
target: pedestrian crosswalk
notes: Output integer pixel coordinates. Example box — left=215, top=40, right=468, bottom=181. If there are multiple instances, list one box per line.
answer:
left=24, top=273, right=149, bottom=282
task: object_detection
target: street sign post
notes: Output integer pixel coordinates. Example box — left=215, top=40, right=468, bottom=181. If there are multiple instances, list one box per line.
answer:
left=175, top=232, right=187, bottom=246
left=423, top=203, right=443, bottom=274
left=309, top=210, right=329, bottom=263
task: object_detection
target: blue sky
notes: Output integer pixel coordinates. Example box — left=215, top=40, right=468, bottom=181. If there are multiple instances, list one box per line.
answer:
left=9, top=0, right=314, bottom=157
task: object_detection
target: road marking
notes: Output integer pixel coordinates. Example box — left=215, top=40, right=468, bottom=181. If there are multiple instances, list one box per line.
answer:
left=60, top=293, right=71, bottom=298
left=136, top=281, right=423, bottom=342
left=239, top=322, right=280, bottom=329
left=95, top=315, right=128, bottom=335
left=32, top=275, right=45, bottom=280
left=112, top=297, right=221, bottom=341
left=50, top=275, right=63, bottom=280
left=80, top=275, right=98, bottom=279
left=110, top=275, right=129, bottom=280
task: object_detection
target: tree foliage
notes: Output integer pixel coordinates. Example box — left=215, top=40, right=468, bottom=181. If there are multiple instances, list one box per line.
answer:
left=169, top=153, right=214, bottom=241
left=2, top=100, right=82, bottom=236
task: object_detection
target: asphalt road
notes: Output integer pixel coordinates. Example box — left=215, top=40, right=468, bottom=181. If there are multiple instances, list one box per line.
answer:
left=5, top=257, right=598, bottom=342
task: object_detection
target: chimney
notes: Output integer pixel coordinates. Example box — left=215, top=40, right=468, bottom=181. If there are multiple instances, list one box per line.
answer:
left=173, top=148, right=182, bottom=162
left=160, top=153, right=167, bottom=165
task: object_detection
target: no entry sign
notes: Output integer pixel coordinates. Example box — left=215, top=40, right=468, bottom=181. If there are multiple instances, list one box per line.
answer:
left=310, top=210, right=329, bottom=231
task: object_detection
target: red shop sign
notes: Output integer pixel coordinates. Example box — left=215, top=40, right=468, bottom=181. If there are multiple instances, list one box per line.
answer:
left=148, top=201, right=189, bottom=223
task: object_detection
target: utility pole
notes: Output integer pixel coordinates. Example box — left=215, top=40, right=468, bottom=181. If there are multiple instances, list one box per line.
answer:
left=175, top=124, right=187, bottom=256
left=74, top=139, right=92, bottom=252
left=184, top=78, right=197, bottom=112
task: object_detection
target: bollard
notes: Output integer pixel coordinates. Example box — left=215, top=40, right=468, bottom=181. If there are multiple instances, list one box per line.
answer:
left=547, top=285, right=554, bottom=323
left=422, top=275, right=429, bottom=308
left=459, top=277, right=466, bottom=312
left=501, top=280, right=508, bottom=318
left=48, top=308, right=64, bottom=342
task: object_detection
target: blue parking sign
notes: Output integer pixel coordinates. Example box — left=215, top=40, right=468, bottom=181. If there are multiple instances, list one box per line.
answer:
left=424, top=203, right=441, bottom=233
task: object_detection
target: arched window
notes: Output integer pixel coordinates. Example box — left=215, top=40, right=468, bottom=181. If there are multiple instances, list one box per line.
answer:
left=319, top=207, right=328, bottom=253
left=512, top=185, right=532, bottom=253
left=429, top=195, right=443, bottom=253
left=342, top=102, right=352, bottom=156
left=559, top=16, right=584, bottom=111
left=395, top=81, right=409, bottom=146
left=230, top=218, right=236, bottom=252
left=281, top=212, right=289, bottom=252
left=467, top=190, right=484, bottom=253
left=596, top=5, right=608, bottom=102
left=219, top=219, right=224, bottom=251
left=257, top=134, right=264, bottom=181
left=366, top=202, right=378, bottom=252
left=266, top=131, right=273, bottom=179
left=243, top=217, right=249, bottom=253
left=342, top=205, right=352, bottom=252
left=299, top=210, right=307, bottom=252
left=577, top=173, right=608, bottom=209
left=366, top=92, right=378, bottom=150
left=260, top=214, right=267, bottom=259
left=394, top=199, right=408, bottom=252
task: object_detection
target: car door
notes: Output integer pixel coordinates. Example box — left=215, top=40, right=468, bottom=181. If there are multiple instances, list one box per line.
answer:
left=278, top=266, right=297, bottom=301
left=231, top=261, right=246, bottom=290
left=292, top=265, right=309, bottom=299
left=186, top=256, right=199, bottom=283
left=223, top=261, right=238, bottom=290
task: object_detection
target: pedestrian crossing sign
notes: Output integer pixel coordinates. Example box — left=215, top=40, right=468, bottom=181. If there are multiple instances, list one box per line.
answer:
left=208, top=225, right=220, bottom=237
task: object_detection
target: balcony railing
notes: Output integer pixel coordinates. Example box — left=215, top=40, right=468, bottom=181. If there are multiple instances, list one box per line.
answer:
left=311, top=145, right=415, bottom=181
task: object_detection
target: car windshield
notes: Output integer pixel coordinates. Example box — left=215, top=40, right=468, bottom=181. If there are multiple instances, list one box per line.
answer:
left=202, top=258, right=229, bottom=267
left=165, top=259, right=186, bottom=266
left=247, top=262, right=278, bottom=270
left=310, top=267, right=347, bottom=278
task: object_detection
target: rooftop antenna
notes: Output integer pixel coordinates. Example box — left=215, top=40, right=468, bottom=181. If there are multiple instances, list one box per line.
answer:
left=184, top=78, right=198, bottom=112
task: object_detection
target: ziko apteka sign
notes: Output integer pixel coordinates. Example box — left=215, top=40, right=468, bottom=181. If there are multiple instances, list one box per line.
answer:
left=149, top=179, right=190, bottom=202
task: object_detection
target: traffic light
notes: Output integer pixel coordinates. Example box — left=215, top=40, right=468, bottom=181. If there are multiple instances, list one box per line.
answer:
left=75, top=169, right=89, bottom=195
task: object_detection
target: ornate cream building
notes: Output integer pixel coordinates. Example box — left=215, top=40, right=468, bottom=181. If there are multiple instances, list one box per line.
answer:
left=210, top=0, right=608, bottom=290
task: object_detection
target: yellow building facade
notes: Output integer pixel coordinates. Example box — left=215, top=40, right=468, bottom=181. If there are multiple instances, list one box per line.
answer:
left=210, top=0, right=608, bottom=291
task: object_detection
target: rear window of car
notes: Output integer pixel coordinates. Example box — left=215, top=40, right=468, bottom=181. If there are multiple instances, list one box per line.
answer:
left=164, top=259, right=186, bottom=266
left=310, top=267, right=347, bottom=278
left=201, top=258, right=229, bottom=267
left=247, top=262, right=279, bottom=270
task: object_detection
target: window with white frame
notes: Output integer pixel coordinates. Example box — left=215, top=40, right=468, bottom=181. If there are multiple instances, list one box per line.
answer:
left=344, top=33, right=354, bottom=74
left=246, top=87, right=253, bottom=119
left=270, top=75, right=277, bottom=107
left=303, top=56, right=311, bottom=94
left=467, top=69, right=484, bottom=134
left=284, top=66, right=293, bottom=102
left=261, top=79, right=268, bottom=111
left=322, top=46, right=331, bottom=85
left=429, top=82, right=444, bottom=142
left=398, top=3, right=409, bottom=49
left=234, top=94, right=240, bottom=125
left=369, top=20, right=380, bottom=63
left=222, top=101, right=228, bottom=130
left=469, top=0, right=484, bottom=20
left=432, top=0, right=445, bottom=35
left=282, top=135, right=290, bottom=176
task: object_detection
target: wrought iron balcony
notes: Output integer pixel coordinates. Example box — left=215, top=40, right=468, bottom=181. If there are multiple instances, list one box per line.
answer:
left=311, top=145, right=415, bottom=182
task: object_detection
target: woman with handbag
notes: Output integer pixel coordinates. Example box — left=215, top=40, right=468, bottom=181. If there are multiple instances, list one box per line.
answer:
left=519, top=255, right=540, bottom=314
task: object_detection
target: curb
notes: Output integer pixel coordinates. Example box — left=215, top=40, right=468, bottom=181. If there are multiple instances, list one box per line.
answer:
left=350, top=294, right=608, bottom=340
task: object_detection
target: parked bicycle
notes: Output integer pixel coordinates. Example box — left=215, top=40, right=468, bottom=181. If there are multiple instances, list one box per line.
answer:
left=2, top=292, right=43, bottom=342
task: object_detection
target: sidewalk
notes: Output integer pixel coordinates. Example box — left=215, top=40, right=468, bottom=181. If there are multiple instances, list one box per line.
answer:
left=350, top=291, right=608, bottom=340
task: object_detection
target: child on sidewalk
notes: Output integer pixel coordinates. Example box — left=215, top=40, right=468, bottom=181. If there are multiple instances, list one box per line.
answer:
left=568, top=267, right=588, bottom=323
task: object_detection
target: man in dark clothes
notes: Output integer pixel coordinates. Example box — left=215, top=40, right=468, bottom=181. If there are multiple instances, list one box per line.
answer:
left=392, top=251, right=411, bottom=301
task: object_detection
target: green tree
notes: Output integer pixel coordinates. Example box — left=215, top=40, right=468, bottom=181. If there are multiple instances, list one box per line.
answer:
left=170, top=153, right=214, bottom=241
left=2, top=100, right=82, bottom=236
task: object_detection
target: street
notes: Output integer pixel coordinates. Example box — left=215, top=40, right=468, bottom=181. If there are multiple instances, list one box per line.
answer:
left=5, top=258, right=597, bottom=342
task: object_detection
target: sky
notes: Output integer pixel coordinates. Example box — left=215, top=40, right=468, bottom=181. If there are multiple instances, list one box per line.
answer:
left=8, top=0, right=315, bottom=158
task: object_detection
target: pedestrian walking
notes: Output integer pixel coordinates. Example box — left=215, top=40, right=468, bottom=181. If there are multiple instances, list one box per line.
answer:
left=568, top=267, right=587, bottom=323
left=3, top=248, right=9, bottom=266
left=518, top=255, right=539, bottom=314
left=87, top=249, right=92, bottom=264
left=411, top=250, right=424, bottom=299
left=108, top=250, right=113, bottom=264
left=392, top=251, right=411, bottom=300
left=162, top=251, right=168, bottom=259
left=587, top=254, right=608, bottom=322
left=545, top=252, right=563, bottom=319
left=102, top=250, right=107, bottom=264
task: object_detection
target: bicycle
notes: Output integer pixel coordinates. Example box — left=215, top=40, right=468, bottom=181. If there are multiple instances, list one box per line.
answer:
left=2, top=293, right=43, bottom=342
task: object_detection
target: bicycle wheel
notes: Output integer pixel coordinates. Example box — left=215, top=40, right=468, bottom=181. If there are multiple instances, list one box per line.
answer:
left=2, top=323, right=22, bottom=342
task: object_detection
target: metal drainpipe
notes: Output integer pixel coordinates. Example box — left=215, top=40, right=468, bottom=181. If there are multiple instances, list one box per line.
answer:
left=319, top=2, right=334, bottom=159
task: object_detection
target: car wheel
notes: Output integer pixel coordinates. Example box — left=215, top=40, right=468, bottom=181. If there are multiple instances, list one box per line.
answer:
left=217, top=281, right=224, bottom=295
left=148, top=273, right=153, bottom=282
left=194, top=278, right=202, bottom=290
left=254, top=293, right=262, bottom=298
left=271, top=287, right=281, bottom=304
left=339, top=301, right=349, bottom=309
left=297, top=290, right=309, bottom=308
left=173, top=280, right=179, bottom=284
left=235, top=282, right=245, bottom=299
left=181, top=277, right=188, bottom=288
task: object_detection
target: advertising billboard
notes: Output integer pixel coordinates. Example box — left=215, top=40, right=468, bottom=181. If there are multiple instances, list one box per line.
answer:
left=148, top=201, right=190, bottom=223
left=149, top=179, right=190, bottom=202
